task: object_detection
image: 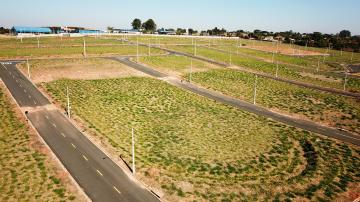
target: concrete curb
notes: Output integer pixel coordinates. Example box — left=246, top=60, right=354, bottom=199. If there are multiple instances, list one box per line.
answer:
left=0, top=78, right=91, bottom=202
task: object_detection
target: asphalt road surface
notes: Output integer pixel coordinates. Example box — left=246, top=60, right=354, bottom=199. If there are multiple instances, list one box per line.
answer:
left=0, top=61, right=160, bottom=202
left=155, top=46, right=360, bottom=99
left=114, top=57, right=360, bottom=147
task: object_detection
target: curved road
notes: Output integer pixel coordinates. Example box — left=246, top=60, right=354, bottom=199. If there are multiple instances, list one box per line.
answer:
left=155, top=45, right=360, bottom=99
left=117, top=37, right=360, bottom=99
left=113, top=57, right=360, bottom=147
left=0, top=61, right=160, bottom=202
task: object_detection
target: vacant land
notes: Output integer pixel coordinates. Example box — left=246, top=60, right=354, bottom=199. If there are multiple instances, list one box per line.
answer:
left=0, top=36, right=165, bottom=59
left=164, top=45, right=360, bottom=93
left=189, top=69, right=360, bottom=134
left=44, top=77, right=360, bottom=201
left=18, top=58, right=146, bottom=83
left=0, top=84, right=78, bottom=201
left=138, top=55, right=220, bottom=77
left=138, top=55, right=360, bottom=134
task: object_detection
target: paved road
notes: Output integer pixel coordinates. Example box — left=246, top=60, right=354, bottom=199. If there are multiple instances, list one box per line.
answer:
left=0, top=61, right=160, bottom=202
left=116, top=37, right=360, bottom=99
left=113, top=57, right=360, bottom=147
left=155, top=46, right=360, bottom=99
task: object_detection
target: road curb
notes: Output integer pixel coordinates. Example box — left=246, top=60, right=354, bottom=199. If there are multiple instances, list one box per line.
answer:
left=0, top=78, right=91, bottom=202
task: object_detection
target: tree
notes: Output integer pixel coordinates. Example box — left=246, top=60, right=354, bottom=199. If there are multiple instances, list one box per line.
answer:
left=339, top=30, right=351, bottom=38
left=176, top=28, right=186, bottom=35
left=107, top=26, right=114, bottom=33
left=131, top=18, right=142, bottom=30
left=188, top=28, right=198, bottom=35
left=142, top=19, right=157, bottom=33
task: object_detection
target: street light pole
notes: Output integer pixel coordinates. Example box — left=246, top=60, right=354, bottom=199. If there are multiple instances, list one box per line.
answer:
left=67, top=86, right=70, bottom=119
left=229, top=49, right=232, bottom=65
left=132, top=128, right=136, bottom=176
left=253, top=75, right=258, bottom=105
left=194, top=40, right=197, bottom=56
left=136, top=36, right=139, bottom=63
left=276, top=62, right=279, bottom=78
left=343, top=72, right=348, bottom=91
left=189, top=58, right=193, bottom=83
left=83, top=37, right=87, bottom=58
left=27, top=59, right=30, bottom=79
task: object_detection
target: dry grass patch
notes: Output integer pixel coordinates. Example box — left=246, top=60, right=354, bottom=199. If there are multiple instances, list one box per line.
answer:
left=18, top=58, right=146, bottom=83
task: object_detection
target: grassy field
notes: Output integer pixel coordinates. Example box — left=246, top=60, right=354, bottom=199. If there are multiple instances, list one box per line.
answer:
left=189, top=69, right=360, bottom=134
left=138, top=55, right=360, bottom=134
left=43, top=77, right=360, bottom=201
left=0, top=86, right=77, bottom=201
left=138, top=55, right=220, bottom=77
left=18, top=58, right=145, bottom=83
left=0, top=36, right=165, bottom=58
left=163, top=45, right=360, bottom=93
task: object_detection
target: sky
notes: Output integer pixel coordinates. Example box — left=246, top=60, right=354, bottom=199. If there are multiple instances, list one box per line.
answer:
left=1, top=0, right=360, bottom=35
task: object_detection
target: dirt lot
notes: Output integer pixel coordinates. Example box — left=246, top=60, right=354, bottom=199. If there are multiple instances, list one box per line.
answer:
left=248, top=44, right=324, bottom=56
left=18, top=58, right=146, bottom=83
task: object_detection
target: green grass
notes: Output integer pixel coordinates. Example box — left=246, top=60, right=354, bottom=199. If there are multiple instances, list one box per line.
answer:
left=44, top=77, right=360, bottom=201
left=139, top=55, right=219, bottom=76
left=164, top=45, right=360, bottom=93
left=0, top=37, right=165, bottom=58
left=0, top=87, right=75, bottom=201
left=185, top=68, right=360, bottom=134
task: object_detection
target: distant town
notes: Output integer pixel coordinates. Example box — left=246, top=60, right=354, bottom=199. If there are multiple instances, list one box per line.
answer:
left=1, top=18, right=359, bottom=52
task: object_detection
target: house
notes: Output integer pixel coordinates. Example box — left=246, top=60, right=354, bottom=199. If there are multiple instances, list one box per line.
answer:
left=113, top=29, right=141, bottom=34
left=157, top=28, right=176, bottom=35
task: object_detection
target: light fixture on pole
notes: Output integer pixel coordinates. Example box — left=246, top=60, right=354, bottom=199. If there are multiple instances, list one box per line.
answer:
left=253, top=75, right=258, bottom=105
left=27, top=59, right=30, bottom=79
left=67, top=86, right=71, bottom=119
left=83, top=37, right=87, bottom=58
left=132, top=128, right=136, bottom=176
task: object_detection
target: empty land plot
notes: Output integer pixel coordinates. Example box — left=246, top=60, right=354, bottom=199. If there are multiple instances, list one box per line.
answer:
left=0, top=36, right=123, bottom=48
left=18, top=58, right=147, bottom=83
left=185, top=68, right=360, bottom=134
left=138, top=55, right=220, bottom=77
left=0, top=37, right=165, bottom=59
left=164, top=45, right=360, bottom=92
left=0, top=85, right=78, bottom=201
left=209, top=45, right=333, bottom=71
left=43, top=77, right=360, bottom=201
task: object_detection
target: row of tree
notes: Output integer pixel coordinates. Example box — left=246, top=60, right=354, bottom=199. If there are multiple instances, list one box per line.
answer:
left=250, top=29, right=360, bottom=52
left=131, top=18, right=157, bottom=33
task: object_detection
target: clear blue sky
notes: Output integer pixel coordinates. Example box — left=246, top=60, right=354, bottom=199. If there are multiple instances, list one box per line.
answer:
left=1, top=0, right=360, bottom=34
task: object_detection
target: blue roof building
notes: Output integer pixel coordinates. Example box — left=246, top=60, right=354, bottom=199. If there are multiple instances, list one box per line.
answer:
left=78, top=29, right=103, bottom=34
left=11, top=26, right=52, bottom=34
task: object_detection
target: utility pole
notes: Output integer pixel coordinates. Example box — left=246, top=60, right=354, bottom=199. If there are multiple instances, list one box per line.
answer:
left=194, top=40, right=197, bottom=56
left=83, top=37, right=87, bottom=58
left=317, top=56, right=320, bottom=72
left=340, top=49, right=343, bottom=56
left=253, top=75, right=258, bottom=105
left=272, top=50, right=275, bottom=63
left=229, top=49, right=232, bottom=65
left=136, top=36, right=139, bottom=62
left=189, top=58, right=193, bottom=83
left=148, top=38, right=151, bottom=56
left=132, top=128, right=136, bottom=176
left=351, top=51, right=354, bottom=61
left=37, top=37, right=40, bottom=48
left=67, top=86, right=70, bottom=118
left=275, top=62, right=279, bottom=78
left=27, top=59, right=30, bottom=79
left=343, top=72, right=348, bottom=91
